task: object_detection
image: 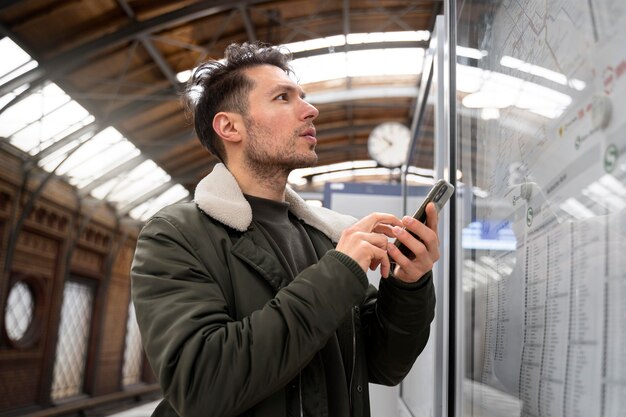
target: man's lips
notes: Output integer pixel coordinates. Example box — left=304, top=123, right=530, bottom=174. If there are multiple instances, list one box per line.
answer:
left=300, top=127, right=317, bottom=141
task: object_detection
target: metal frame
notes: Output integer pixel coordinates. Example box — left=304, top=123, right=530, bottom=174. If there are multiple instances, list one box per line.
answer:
left=444, top=0, right=462, bottom=416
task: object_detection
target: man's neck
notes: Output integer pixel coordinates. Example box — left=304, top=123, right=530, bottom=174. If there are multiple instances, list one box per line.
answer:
left=227, top=163, right=288, bottom=201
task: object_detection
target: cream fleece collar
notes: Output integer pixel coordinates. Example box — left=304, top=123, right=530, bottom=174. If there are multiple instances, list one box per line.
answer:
left=193, top=163, right=356, bottom=243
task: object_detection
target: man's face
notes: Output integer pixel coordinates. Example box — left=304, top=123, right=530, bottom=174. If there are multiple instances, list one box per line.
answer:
left=240, top=65, right=319, bottom=175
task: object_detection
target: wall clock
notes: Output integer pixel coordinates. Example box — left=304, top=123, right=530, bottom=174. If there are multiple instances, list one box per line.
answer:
left=367, top=122, right=411, bottom=168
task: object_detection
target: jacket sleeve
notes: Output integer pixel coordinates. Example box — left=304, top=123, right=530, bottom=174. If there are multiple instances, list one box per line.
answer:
left=131, top=214, right=369, bottom=417
left=361, top=271, right=436, bottom=386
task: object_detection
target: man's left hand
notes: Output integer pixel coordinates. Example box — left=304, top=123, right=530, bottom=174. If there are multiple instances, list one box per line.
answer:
left=386, top=202, right=440, bottom=283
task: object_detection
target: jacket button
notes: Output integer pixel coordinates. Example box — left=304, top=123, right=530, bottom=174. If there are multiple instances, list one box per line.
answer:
left=357, top=385, right=363, bottom=393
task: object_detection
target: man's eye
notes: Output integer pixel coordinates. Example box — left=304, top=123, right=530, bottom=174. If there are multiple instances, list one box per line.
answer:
left=276, top=93, right=287, bottom=101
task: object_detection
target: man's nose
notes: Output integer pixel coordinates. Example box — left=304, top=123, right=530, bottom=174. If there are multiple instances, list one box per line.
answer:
left=302, top=100, right=319, bottom=120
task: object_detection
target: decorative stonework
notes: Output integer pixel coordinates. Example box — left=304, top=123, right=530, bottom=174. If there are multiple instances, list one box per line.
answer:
left=79, top=224, right=111, bottom=251
left=0, top=189, right=12, bottom=214
left=71, top=247, right=103, bottom=275
left=16, top=231, right=59, bottom=263
left=25, top=203, right=69, bottom=234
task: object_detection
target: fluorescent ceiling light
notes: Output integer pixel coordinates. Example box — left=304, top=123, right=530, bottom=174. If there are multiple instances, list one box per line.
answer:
left=459, top=64, right=572, bottom=119
left=457, top=46, right=487, bottom=60
left=500, top=55, right=586, bottom=91
left=306, top=86, right=418, bottom=104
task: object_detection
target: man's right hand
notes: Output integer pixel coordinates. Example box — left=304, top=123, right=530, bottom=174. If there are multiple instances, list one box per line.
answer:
left=335, top=213, right=403, bottom=278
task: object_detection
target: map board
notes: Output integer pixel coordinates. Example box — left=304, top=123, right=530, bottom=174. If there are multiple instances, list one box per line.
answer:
left=456, top=0, right=626, bottom=416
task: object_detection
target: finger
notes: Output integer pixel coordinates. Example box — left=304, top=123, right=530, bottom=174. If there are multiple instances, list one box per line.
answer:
left=338, top=225, right=394, bottom=259
left=378, top=245, right=391, bottom=278
left=392, top=225, right=428, bottom=260
left=367, top=245, right=390, bottom=272
left=372, top=223, right=396, bottom=238
left=424, top=202, right=439, bottom=231
left=387, top=242, right=432, bottom=282
left=402, top=216, right=439, bottom=255
left=354, top=212, right=403, bottom=232
left=387, top=242, right=416, bottom=275
left=363, top=235, right=392, bottom=277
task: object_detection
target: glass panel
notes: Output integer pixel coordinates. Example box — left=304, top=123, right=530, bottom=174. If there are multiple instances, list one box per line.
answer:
left=347, top=30, right=430, bottom=44
left=122, top=302, right=143, bottom=386
left=0, top=37, right=186, bottom=223
left=346, top=48, right=424, bottom=77
left=10, top=108, right=93, bottom=156
left=0, top=37, right=38, bottom=85
left=0, top=82, right=94, bottom=157
left=39, top=127, right=140, bottom=182
left=178, top=31, right=429, bottom=84
left=128, top=184, right=189, bottom=221
left=290, top=48, right=423, bottom=85
left=0, top=83, right=69, bottom=137
left=4, top=281, right=34, bottom=342
left=282, top=34, right=346, bottom=53
left=457, top=1, right=626, bottom=417
left=51, top=281, right=94, bottom=400
left=0, top=83, right=29, bottom=110
left=90, top=159, right=170, bottom=206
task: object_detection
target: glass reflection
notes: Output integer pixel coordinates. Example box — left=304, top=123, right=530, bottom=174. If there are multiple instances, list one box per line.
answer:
left=457, top=0, right=626, bottom=416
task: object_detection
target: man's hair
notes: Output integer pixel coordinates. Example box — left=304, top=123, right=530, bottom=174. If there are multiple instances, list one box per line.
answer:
left=182, top=42, right=293, bottom=163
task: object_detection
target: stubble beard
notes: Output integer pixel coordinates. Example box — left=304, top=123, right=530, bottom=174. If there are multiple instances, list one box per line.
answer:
left=243, top=116, right=318, bottom=183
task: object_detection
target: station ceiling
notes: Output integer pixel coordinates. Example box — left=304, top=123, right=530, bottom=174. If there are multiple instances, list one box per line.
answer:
left=0, top=0, right=441, bottom=219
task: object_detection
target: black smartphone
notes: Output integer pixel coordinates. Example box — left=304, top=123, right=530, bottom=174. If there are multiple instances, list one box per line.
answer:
left=394, top=179, right=455, bottom=258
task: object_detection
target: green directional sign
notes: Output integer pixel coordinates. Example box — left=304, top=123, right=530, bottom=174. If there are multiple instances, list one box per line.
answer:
left=604, top=144, right=618, bottom=173
left=526, top=206, right=533, bottom=227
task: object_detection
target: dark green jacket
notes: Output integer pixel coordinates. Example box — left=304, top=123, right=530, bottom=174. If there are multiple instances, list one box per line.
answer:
left=131, top=164, right=435, bottom=417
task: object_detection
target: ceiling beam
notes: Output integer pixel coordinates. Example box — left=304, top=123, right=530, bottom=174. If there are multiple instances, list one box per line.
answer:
left=318, top=123, right=378, bottom=138
left=78, top=154, right=146, bottom=196
left=139, top=130, right=196, bottom=151
left=36, top=123, right=104, bottom=160
left=259, top=7, right=322, bottom=43
left=139, top=35, right=182, bottom=89
left=0, top=0, right=269, bottom=97
left=117, top=181, right=177, bottom=216
left=238, top=4, right=257, bottom=42
left=314, top=144, right=368, bottom=157
left=0, top=0, right=20, bottom=11
left=369, top=0, right=420, bottom=32
left=117, top=0, right=181, bottom=90
left=291, top=40, right=428, bottom=59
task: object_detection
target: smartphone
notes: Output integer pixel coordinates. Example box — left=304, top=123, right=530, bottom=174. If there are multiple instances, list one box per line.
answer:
left=394, top=179, right=455, bottom=258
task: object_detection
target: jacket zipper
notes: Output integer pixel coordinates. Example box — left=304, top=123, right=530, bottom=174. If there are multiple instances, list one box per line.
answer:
left=349, top=305, right=358, bottom=412
left=299, top=372, right=304, bottom=417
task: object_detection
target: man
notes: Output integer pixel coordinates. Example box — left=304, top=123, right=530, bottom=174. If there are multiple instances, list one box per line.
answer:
left=131, top=42, right=438, bottom=417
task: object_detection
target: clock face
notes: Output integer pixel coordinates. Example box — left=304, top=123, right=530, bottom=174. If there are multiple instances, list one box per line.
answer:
left=367, top=122, right=411, bottom=168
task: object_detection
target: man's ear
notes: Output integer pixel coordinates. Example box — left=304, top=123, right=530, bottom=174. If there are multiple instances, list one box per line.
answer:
left=213, top=112, right=242, bottom=143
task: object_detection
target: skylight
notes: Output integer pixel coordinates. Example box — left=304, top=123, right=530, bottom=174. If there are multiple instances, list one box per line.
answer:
left=0, top=38, right=189, bottom=222
left=1, top=83, right=94, bottom=154
left=290, top=48, right=424, bottom=84
left=0, top=37, right=38, bottom=86
left=40, top=127, right=141, bottom=186
left=280, top=31, right=430, bottom=53
left=176, top=31, right=429, bottom=84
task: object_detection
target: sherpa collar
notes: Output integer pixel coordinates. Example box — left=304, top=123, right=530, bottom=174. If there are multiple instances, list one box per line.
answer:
left=194, top=163, right=356, bottom=243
